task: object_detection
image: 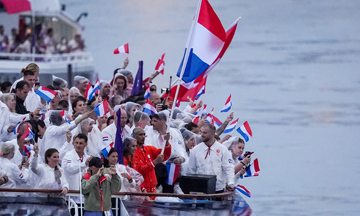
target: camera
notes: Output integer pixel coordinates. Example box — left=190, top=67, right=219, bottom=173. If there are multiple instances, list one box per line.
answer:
left=244, top=151, right=254, bottom=157
left=103, top=168, right=112, bottom=174
left=161, top=87, right=170, bottom=94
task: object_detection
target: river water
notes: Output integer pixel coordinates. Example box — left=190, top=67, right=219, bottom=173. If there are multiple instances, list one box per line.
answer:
left=63, top=0, right=360, bottom=215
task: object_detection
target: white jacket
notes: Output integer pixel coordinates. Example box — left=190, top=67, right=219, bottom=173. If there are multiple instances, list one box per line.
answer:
left=30, top=155, right=69, bottom=190
left=42, top=121, right=76, bottom=153
left=101, top=123, right=132, bottom=148
left=61, top=149, right=90, bottom=190
left=0, top=157, right=30, bottom=189
left=187, top=141, right=235, bottom=191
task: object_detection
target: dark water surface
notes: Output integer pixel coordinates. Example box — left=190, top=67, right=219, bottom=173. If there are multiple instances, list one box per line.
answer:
left=64, top=0, right=360, bottom=215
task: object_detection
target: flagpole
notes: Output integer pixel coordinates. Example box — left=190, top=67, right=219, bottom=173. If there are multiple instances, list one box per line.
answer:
left=167, top=0, right=202, bottom=141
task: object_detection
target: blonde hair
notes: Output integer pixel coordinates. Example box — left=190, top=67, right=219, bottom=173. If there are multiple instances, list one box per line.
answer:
left=0, top=143, right=15, bottom=158
left=21, top=63, right=39, bottom=74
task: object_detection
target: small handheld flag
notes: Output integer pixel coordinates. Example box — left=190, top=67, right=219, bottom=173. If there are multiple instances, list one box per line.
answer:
left=90, top=78, right=100, bottom=96
left=94, top=99, right=110, bottom=117
left=101, top=142, right=114, bottom=159
left=60, top=109, right=71, bottom=124
left=114, top=43, right=129, bottom=54
left=84, top=82, right=94, bottom=100
left=235, top=185, right=251, bottom=198
left=23, top=145, right=32, bottom=157
left=223, top=118, right=238, bottom=134
left=155, top=53, right=165, bottom=75
left=236, top=121, right=252, bottom=142
left=143, top=99, right=157, bottom=116
left=35, top=86, right=58, bottom=103
left=166, top=163, right=180, bottom=185
left=14, top=117, right=26, bottom=134
left=144, top=85, right=151, bottom=99
left=21, top=125, right=35, bottom=140
left=193, top=116, right=200, bottom=124
left=244, top=158, right=260, bottom=178
left=221, top=94, right=232, bottom=112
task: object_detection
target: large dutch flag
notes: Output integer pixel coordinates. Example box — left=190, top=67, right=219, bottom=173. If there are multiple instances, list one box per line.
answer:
left=166, top=162, right=181, bottom=185
left=143, top=99, right=157, bottom=116
left=94, top=99, right=110, bottom=117
left=101, top=142, right=114, bottom=159
left=223, top=118, right=238, bottom=134
left=221, top=94, right=232, bottom=112
left=237, top=121, right=252, bottom=142
left=35, top=86, right=58, bottom=103
left=177, top=0, right=226, bottom=83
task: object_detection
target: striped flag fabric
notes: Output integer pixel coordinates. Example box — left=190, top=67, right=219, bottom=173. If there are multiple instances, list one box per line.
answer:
left=60, top=109, right=71, bottom=124
left=94, top=99, right=110, bottom=117
left=113, top=43, right=129, bottom=54
left=177, top=0, right=226, bottom=83
left=90, top=78, right=100, bottom=96
left=13, top=117, right=26, bottom=134
left=193, top=116, right=200, bottom=124
left=223, top=118, right=238, bottom=134
left=194, top=85, right=205, bottom=99
left=221, top=94, right=232, bottom=112
left=155, top=53, right=165, bottom=75
left=35, top=86, right=58, bottom=103
left=23, top=145, right=32, bottom=157
left=101, top=142, right=114, bottom=159
left=237, top=121, right=252, bottom=142
left=235, top=185, right=251, bottom=198
left=212, top=115, right=223, bottom=129
left=143, top=99, right=157, bottom=116
left=144, top=85, right=151, bottom=99
left=21, top=125, right=35, bottom=140
left=244, top=158, right=260, bottom=178
left=206, top=108, right=214, bottom=124
left=166, top=162, right=181, bottom=185
left=84, top=82, right=93, bottom=100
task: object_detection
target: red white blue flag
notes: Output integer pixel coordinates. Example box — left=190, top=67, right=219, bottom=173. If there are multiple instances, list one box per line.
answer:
left=143, top=99, right=157, bottom=116
left=84, top=82, right=93, bottom=101
left=237, top=121, right=252, bottom=142
left=101, top=142, right=114, bottom=159
left=91, top=78, right=100, bottom=96
left=177, top=0, right=226, bottom=83
left=144, top=85, right=151, bottom=99
left=235, top=185, right=251, bottom=198
left=244, top=158, right=260, bottom=178
left=35, top=86, right=58, bottom=103
left=155, top=53, right=165, bottom=75
left=94, top=99, right=110, bottom=117
left=114, top=43, right=129, bottom=54
left=60, top=109, right=70, bottom=124
left=166, top=162, right=180, bottom=185
left=221, top=94, right=232, bottom=112
left=223, top=118, right=238, bottom=134
left=21, top=125, right=35, bottom=140
left=13, top=117, right=26, bottom=134
left=23, top=145, right=31, bottom=157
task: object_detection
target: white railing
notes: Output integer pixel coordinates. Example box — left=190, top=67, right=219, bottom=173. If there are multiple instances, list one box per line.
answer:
left=0, top=52, right=93, bottom=63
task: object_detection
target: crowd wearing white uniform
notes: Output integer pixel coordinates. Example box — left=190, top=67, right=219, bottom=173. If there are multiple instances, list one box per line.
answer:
left=0, top=61, right=257, bottom=211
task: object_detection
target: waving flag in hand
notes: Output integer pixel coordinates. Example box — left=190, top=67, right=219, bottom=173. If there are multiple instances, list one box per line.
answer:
left=101, top=142, right=114, bottom=159
left=221, top=94, right=232, bottom=112
left=114, top=43, right=129, bottom=54
left=143, top=99, right=157, bottom=116
left=177, top=0, right=226, bottom=83
left=144, top=85, right=151, bottom=99
left=244, top=158, right=260, bottom=178
left=21, top=125, right=35, bottom=140
left=235, top=185, right=251, bottom=198
left=95, top=99, right=110, bottom=117
left=237, top=121, right=252, bottom=142
left=35, top=86, right=58, bottom=103
left=155, top=53, right=165, bottom=75
left=223, top=118, right=238, bottom=134
left=90, top=78, right=100, bottom=96
left=60, top=109, right=71, bottom=124
left=14, top=117, right=26, bottom=134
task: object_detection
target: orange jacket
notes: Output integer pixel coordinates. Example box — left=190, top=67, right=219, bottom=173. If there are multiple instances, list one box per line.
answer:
left=133, top=144, right=171, bottom=191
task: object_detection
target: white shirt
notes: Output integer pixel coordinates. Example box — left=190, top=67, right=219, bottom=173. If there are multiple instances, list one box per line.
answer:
left=187, top=141, right=235, bottom=191
left=42, top=121, right=76, bottom=153
left=30, top=155, right=69, bottom=189
left=24, top=89, right=46, bottom=113
left=101, top=123, right=132, bottom=148
left=144, top=126, right=187, bottom=160
left=0, top=157, right=30, bottom=189
left=62, top=149, right=90, bottom=190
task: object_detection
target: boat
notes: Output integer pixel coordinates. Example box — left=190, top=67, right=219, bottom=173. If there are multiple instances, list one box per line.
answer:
left=0, top=188, right=253, bottom=216
left=0, top=0, right=96, bottom=87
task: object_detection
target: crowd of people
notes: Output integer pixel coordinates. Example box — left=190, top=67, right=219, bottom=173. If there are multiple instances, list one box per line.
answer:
left=0, top=25, right=85, bottom=54
left=0, top=60, right=254, bottom=214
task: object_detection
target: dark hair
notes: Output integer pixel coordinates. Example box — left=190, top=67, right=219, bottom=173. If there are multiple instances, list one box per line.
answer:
left=23, top=70, right=35, bottom=77
left=46, top=85, right=55, bottom=90
left=58, top=100, right=69, bottom=110
left=150, top=84, right=157, bottom=92
left=202, top=123, right=216, bottom=134
left=185, top=122, right=199, bottom=131
left=103, top=148, right=118, bottom=168
left=123, top=137, right=135, bottom=158
left=1, top=81, right=12, bottom=92
left=45, top=148, right=62, bottom=185
left=15, top=80, right=30, bottom=90
left=107, top=116, right=114, bottom=126
left=114, top=75, right=127, bottom=90
left=37, top=120, right=46, bottom=128
left=73, top=133, right=88, bottom=143
left=72, top=96, right=86, bottom=114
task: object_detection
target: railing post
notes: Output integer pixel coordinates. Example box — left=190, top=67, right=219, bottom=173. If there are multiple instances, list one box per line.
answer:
left=68, top=64, right=73, bottom=87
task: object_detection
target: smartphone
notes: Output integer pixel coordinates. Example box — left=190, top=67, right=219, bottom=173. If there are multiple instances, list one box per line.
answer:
left=244, top=151, right=254, bottom=157
left=162, top=105, right=168, bottom=110
left=103, top=167, right=111, bottom=174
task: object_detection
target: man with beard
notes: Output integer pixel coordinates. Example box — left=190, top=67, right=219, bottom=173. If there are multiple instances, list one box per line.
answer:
left=187, top=124, right=235, bottom=193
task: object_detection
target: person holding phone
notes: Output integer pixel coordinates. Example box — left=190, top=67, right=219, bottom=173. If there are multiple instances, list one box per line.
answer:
left=81, top=157, right=121, bottom=216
